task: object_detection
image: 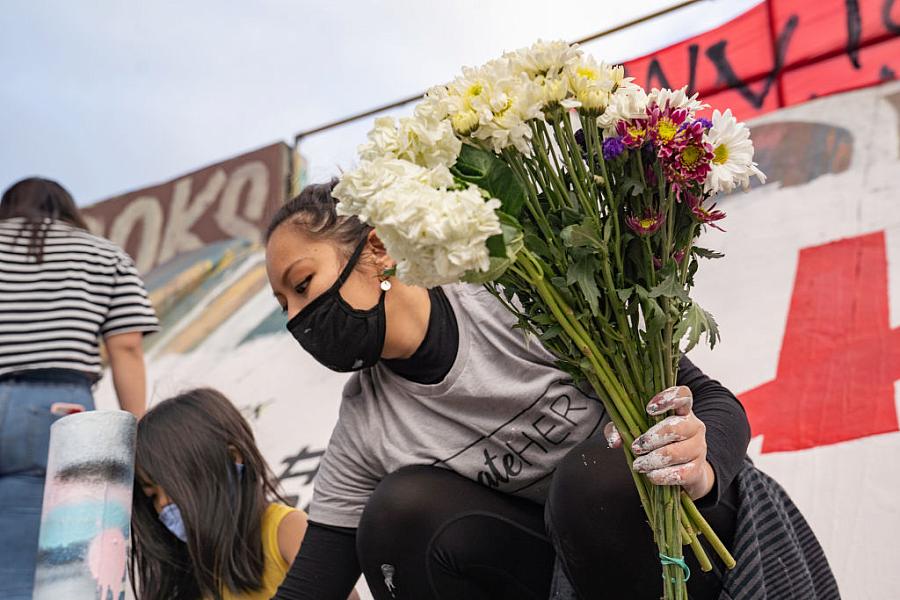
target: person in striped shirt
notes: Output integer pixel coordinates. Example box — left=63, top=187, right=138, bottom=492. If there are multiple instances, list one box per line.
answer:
left=0, top=177, right=159, bottom=599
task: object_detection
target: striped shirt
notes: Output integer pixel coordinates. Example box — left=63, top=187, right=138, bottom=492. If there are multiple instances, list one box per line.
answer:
left=0, top=217, right=159, bottom=380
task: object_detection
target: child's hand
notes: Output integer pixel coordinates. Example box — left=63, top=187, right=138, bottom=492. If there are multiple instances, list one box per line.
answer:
left=603, top=386, right=715, bottom=501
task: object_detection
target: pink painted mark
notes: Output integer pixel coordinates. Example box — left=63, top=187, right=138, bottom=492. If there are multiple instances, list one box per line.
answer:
left=88, top=528, right=127, bottom=600
left=41, top=481, right=132, bottom=513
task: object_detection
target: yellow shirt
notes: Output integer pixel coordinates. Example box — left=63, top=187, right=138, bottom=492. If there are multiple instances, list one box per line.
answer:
left=221, top=503, right=300, bottom=600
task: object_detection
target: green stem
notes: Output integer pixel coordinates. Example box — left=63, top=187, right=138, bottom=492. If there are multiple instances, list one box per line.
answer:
left=519, top=251, right=646, bottom=436
left=680, top=223, right=698, bottom=287
left=549, top=118, right=592, bottom=215
left=504, top=151, right=557, bottom=247
left=522, top=154, right=560, bottom=212
left=681, top=492, right=736, bottom=569
left=560, top=112, right=593, bottom=198
left=598, top=258, right=646, bottom=399
left=596, top=149, right=624, bottom=284
left=530, top=121, right=572, bottom=209
left=586, top=373, right=655, bottom=526
left=681, top=510, right=713, bottom=572
left=578, top=111, right=599, bottom=185
left=543, top=279, right=646, bottom=433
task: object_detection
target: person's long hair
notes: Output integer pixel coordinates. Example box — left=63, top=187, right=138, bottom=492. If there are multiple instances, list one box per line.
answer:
left=129, top=388, right=288, bottom=600
left=0, top=177, right=89, bottom=262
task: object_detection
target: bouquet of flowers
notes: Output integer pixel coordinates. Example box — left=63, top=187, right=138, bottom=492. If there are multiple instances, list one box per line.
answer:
left=334, top=40, right=764, bottom=598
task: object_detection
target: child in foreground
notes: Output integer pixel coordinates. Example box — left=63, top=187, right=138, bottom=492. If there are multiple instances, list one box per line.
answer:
left=130, top=387, right=360, bottom=600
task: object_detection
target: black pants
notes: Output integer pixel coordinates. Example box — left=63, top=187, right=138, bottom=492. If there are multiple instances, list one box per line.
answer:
left=357, top=436, right=738, bottom=600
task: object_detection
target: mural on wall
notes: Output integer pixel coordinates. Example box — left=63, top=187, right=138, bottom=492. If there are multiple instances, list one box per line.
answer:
left=91, top=80, right=900, bottom=600
left=623, top=0, right=900, bottom=121
left=81, top=142, right=290, bottom=273
left=33, top=412, right=137, bottom=600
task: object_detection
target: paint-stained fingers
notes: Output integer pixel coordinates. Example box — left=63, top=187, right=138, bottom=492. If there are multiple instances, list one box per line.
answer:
left=603, top=421, right=622, bottom=448
left=631, top=439, right=702, bottom=474
left=646, top=385, right=693, bottom=416
left=642, top=461, right=703, bottom=487
left=631, top=414, right=705, bottom=455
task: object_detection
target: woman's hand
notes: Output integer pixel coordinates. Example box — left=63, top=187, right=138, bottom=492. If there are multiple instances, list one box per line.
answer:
left=603, top=386, right=715, bottom=501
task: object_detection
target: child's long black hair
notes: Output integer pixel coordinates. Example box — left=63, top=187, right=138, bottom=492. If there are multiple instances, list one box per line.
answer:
left=130, top=388, right=287, bottom=600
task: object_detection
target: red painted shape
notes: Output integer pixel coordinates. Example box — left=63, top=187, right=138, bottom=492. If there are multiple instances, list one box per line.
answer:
left=622, top=0, right=900, bottom=120
left=740, top=231, right=900, bottom=453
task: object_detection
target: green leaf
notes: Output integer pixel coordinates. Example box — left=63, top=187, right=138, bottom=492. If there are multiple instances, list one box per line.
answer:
left=686, top=257, right=699, bottom=287
left=621, top=176, right=645, bottom=197
left=675, top=301, right=721, bottom=352
left=523, top=233, right=553, bottom=261
left=634, top=285, right=667, bottom=336
left=538, top=324, right=564, bottom=342
left=692, top=247, right=725, bottom=260
left=566, top=256, right=601, bottom=316
left=647, top=267, right=690, bottom=302
left=451, top=144, right=527, bottom=219
left=602, top=217, right=614, bottom=245
left=560, top=220, right=604, bottom=251
left=486, top=234, right=507, bottom=258
left=616, top=287, right=633, bottom=303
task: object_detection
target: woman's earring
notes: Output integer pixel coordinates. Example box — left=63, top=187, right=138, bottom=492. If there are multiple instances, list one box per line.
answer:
left=379, top=268, right=394, bottom=291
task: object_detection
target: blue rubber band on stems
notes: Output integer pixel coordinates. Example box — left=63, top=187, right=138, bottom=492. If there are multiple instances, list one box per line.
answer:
left=659, top=552, right=691, bottom=582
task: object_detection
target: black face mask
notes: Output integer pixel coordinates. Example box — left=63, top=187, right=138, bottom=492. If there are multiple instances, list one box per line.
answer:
left=286, top=236, right=386, bottom=372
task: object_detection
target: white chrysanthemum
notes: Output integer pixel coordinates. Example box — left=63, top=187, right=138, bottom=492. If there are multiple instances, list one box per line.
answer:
left=414, top=85, right=451, bottom=122
left=359, top=116, right=402, bottom=162
left=444, top=59, right=543, bottom=155
left=533, top=74, right=570, bottom=107
left=399, top=116, right=462, bottom=168
left=333, top=158, right=453, bottom=223
left=597, top=80, right=648, bottom=132
left=565, top=56, right=618, bottom=112
left=648, top=86, right=708, bottom=114
left=505, top=39, right=582, bottom=78
left=358, top=113, right=461, bottom=169
left=345, top=177, right=502, bottom=288
left=445, top=64, right=498, bottom=126
left=472, top=72, right=543, bottom=155
left=703, top=109, right=766, bottom=194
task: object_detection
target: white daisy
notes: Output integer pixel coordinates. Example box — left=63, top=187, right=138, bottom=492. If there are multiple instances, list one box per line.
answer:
left=648, top=86, right=708, bottom=114
left=703, top=109, right=767, bottom=194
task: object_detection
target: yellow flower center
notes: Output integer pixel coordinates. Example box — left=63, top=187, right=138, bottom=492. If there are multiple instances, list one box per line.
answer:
left=628, top=126, right=645, bottom=139
left=713, top=144, right=729, bottom=164
left=466, top=83, right=483, bottom=98
left=639, top=218, right=656, bottom=229
left=494, top=98, right=513, bottom=118
left=657, top=118, right=677, bottom=142
left=451, top=110, right=479, bottom=135
left=576, top=66, right=597, bottom=81
left=681, top=145, right=701, bottom=166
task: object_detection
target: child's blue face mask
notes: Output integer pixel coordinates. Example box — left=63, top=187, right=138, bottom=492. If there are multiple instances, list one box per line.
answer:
left=158, top=503, right=188, bottom=542
left=157, top=463, right=244, bottom=543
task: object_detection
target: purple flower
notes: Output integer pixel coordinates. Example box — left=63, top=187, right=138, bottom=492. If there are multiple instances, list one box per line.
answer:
left=695, top=117, right=713, bottom=130
left=602, top=137, right=626, bottom=160
left=687, top=194, right=727, bottom=231
left=574, top=129, right=587, bottom=152
left=625, top=210, right=665, bottom=237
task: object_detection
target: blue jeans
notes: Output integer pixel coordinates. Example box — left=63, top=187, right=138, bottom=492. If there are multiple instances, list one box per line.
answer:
left=0, top=378, right=94, bottom=599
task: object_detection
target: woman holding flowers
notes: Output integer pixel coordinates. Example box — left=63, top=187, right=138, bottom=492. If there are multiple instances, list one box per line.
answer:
left=268, top=41, right=838, bottom=600
left=264, top=185, right=829, bottom=600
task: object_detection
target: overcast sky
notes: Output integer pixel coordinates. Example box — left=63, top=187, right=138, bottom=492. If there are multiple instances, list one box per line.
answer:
left=0, top=0, right=762, bottom=205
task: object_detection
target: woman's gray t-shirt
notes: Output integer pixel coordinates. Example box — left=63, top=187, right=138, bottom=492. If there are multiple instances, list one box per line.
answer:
left=308, top=283, right=606, bottom=528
